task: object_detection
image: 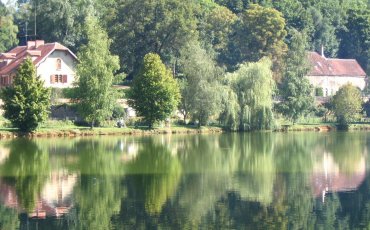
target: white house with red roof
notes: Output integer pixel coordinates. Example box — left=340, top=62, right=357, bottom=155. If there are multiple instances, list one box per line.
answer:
left=0, top=40, right=77, bottom=88
left=306, top=51, right=367, bottom=97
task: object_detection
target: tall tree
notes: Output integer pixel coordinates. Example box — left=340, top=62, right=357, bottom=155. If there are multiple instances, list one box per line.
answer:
left=231, top=4, right=287, bottom=79
left=339, top=8, right=370, bottom=75
left=0, top=2, right=18, bottom=52
left=16, top=0, right=83, bottom=50
left=76, top=15, right=120, bottom=128
left=278, top=30, right=314, bottom=123
left=0, top=58, right=50, bottom=132
left=178, top=42, right=223, bottom=126
left=109, top=0, right=198, bottom=77
left=18, top=0, right=113, bottom=51
left=128, top=53, right=180, bottom=128
left=226, top=58, right=275, bottom=131
left=200, top=5, right=237, bottom=54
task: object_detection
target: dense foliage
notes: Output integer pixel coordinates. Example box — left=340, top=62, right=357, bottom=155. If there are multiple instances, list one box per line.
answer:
left=75, top=16, right=120, bottom=128
left=278, top=30, right=314, bottom=123
left=178, top=42, right=223, bottom=126
left=128, top=53, right=180, bottom=128
left=225, top=58, right=275, bottom=131
left=332, top=84, right=363, bottom=127
left=10, top=0, right=369, bottom=76
left=0, top=58, right=50, bottom=132
left=0, top=0, right=368, bottom=128
left=0, top=2, right=18, bottom=52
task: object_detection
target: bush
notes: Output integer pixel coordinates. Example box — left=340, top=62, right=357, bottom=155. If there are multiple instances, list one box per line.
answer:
left=332, top=84, right=362, bottom=126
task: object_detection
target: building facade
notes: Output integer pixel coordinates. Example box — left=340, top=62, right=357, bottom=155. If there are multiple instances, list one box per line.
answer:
left=306, top=52, right=366, bottom=97
left=0, top=40, right=77, bottom=88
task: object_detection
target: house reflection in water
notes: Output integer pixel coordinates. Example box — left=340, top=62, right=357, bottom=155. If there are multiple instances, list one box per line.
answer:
left=0, top=171, right=77, bottom=218
left=311, top=152, right=366, bottom=202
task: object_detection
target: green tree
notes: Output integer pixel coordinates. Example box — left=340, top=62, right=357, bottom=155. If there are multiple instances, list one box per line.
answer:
left=339, top=8, right=370, bottom=75
left=231, top=4, right=287, bottom=79
left=226, top=58, right=275, bottom=131
left=0, top=58, right=50, bottom=132
left=332, top=84, right=363, bottom=127
left=178, top=42, right=223, bottom=126
left=0, top=2, right=18, bottom=52
left=278, top=30, right=314, bottom=123
left=307, top=7, right=339, bottom=57
left=200, top=5, right=237, bottom=54
left=76, top=16, right=120, bottom=128
left=109, top=0, right=198, bottom=77
left=21, top=0, right=113, bottom=51
left=128, top=53, right=180, bottom=128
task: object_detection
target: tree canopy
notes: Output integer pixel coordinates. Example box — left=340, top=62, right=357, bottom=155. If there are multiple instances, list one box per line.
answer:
left=0, top=2, right=18, bottom=52
left=278, top=30, right=314, bottom=123
left=0, top=58, right=50, bottom=132
left=75, top=15, right=120, bottom=127
left=128, top=53, right=180, bottom=128
left=332, top=84, right=363, bottom=127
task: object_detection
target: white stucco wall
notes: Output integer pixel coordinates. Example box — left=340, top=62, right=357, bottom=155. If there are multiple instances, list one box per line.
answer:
left=36, top=50, right=77, bottom=88
left=306, top=75, right=366, bottom=96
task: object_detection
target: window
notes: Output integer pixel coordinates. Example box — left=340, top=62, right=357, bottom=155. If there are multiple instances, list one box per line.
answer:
left=50, top=74, right=67, bottom=84
left=0, top=76, right=10, bottom=86
left=56, top=59, right=62, bottom=70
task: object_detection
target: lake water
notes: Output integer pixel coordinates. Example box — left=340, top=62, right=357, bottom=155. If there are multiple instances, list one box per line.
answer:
left=0, top=132, right=369, bottom=229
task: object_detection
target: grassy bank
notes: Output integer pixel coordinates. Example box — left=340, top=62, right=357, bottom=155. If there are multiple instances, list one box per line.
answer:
left=275, top=122, right=370, bottom=132
left=1, top=119, right=370, bottom=139
left=0, top=121, right=224, bottom=139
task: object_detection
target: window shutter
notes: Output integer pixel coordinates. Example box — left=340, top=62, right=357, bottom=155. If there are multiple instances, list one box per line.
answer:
left=62, top=75, right=67, bottom=83
left=50, top=75, right=55, bottom=83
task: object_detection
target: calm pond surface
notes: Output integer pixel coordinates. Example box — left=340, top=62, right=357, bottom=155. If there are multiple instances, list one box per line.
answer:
left=0, top=132, right=369, bottom=229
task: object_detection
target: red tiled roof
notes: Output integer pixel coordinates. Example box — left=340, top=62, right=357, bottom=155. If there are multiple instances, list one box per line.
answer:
left=307, top=52, right=366, bottom=77
left=0, top=41, right=77, bottom=76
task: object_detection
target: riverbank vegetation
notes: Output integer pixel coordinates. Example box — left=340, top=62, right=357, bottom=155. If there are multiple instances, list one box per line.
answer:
left=0, top=0, right=369, bottom=132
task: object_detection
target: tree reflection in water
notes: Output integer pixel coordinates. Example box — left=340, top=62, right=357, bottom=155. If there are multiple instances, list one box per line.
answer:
left=0, top=133, right=368, bottom=229
left=0, top=139, right=50, bottom=213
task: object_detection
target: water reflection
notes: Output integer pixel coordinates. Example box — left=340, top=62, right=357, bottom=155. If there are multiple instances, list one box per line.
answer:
left=0, top=132, right=368, bottom=229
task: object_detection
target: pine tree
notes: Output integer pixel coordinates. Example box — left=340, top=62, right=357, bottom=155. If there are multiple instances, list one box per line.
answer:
left=128, top=53, right=180, bottom=128
left=76, top=15, right=120, bottom=128
left=1, top=58, right=50, bottom=132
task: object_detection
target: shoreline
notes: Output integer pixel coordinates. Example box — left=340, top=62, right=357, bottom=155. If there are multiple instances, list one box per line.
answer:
left=0, top=126, right=225, bottom=139
left=1, top=123, right=370, bottom=139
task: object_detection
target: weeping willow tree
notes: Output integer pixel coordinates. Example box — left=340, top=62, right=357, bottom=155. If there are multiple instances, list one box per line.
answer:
left=222, top=58, right=275, bottom=131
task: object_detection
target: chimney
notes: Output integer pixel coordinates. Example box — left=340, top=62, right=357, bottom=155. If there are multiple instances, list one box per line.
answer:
left=35, top=40, right=45, bottom=48
left=27, top=41, right=36, bottom=50
left=321, top=45, right=325, bottom=58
